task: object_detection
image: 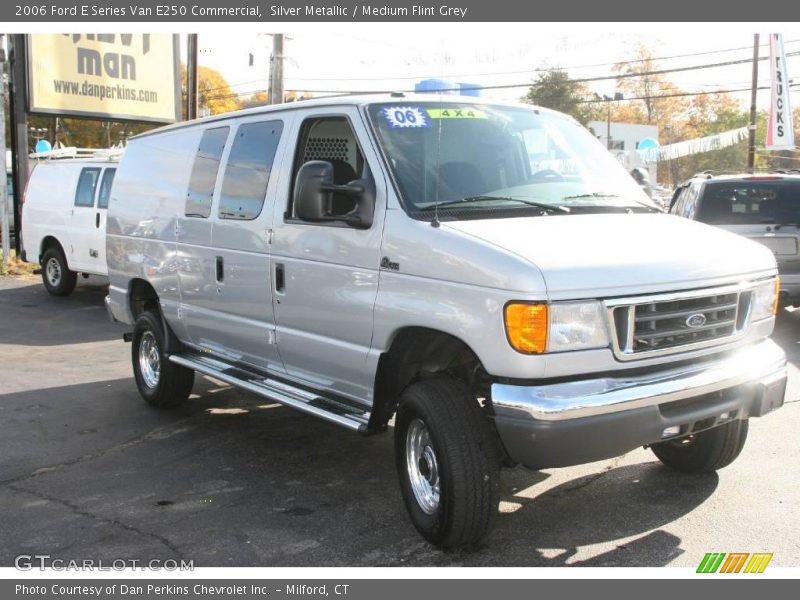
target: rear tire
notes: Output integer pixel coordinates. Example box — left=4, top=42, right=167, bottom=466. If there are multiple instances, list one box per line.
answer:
left=395, top=378, right=500, bottom=548
left=41, top=247, right=77, bottom=296
left=650, top=419, right=749, bottom=473
left=132, top=310, right=194, bottom=408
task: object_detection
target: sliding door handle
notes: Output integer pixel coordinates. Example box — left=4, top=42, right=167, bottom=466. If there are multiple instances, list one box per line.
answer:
left=275, top=263, right=285, bottom=293
left=215, top=256, right=224, bottom=282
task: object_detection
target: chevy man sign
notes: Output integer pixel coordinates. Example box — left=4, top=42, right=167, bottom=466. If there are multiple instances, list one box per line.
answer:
left=27, top=33, right=181, bottom=123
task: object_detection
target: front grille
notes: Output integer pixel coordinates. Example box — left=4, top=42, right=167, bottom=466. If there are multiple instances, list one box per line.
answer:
left=612, top=288, right=752, bottom=357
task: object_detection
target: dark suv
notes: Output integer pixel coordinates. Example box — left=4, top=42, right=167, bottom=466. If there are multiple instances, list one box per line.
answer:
left=670, top=172, right=800, bottom=306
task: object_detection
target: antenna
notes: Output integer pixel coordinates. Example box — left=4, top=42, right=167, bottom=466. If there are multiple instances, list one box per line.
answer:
left=431, top=49, right=446, bottom=228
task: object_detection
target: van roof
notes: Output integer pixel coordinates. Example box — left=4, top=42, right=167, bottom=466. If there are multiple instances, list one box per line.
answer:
left=31, top=157, right=121, bottom=166
left=131, top=93, right=566, bottom=140
left=687, top=171, right=800, bottom=183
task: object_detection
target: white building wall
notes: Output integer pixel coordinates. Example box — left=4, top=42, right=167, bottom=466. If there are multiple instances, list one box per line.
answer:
left=587, top=121, right=659, bottom=183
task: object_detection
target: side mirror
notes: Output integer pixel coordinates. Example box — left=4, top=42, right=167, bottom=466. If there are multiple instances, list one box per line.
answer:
left=293, top=160, right=374, bottom=229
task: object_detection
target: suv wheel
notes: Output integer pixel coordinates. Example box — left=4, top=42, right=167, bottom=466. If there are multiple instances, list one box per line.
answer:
left=395, top=378, right=500, bottom=548
left=41, top=247, right=77, bottom=296
left=132, top=310, right=194, bottom=408
left=650, top=419, right=749, bottom=473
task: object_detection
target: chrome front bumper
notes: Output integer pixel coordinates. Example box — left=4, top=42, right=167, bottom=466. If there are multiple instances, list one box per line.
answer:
left=491, top=339, right=787, bottom=469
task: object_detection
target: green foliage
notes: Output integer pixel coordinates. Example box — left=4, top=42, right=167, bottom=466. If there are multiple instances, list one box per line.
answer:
left=521, top=69, right=599, bottom=125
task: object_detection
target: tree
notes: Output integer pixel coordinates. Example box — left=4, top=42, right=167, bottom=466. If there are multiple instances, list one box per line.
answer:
left=181, top=65, right=241, bottom=116
left=521, top=69, right=599, bottom=125
left=240, top=90, right=270, bottom=109
left=613, top=44, right=690, bottom=126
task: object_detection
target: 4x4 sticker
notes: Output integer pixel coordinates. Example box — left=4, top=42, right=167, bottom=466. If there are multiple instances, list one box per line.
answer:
left=383, top=106, right=430, bottom=128
left=426, top=108, right=487, bottom=119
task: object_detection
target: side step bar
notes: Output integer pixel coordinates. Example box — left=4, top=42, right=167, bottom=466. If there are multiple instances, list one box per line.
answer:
left=169, top=353, right=370, bottom=433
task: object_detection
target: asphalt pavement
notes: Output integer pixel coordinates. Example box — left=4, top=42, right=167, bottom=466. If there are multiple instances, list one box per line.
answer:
left=1, top=274, right=798, bottom=567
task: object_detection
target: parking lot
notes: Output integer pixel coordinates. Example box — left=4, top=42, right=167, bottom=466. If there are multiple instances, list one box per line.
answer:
left=1, top=274, right=799, bottom=568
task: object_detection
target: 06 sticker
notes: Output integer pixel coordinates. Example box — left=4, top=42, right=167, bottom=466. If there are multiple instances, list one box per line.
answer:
left=382, top=106, right=430, bottom=128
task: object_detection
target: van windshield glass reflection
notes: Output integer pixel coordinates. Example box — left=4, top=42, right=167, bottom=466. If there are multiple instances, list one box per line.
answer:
left=367, top=102, right=656, bottom=218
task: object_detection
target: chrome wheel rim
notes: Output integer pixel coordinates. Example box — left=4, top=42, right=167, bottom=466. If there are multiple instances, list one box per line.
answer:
left=406, top=418, right=441, bottom=515
left=138, top=331, right=161, bottom=389
left=45, top=257, right=62, bottom=287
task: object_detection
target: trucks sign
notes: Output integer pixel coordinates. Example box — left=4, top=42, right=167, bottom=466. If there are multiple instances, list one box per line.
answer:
left=27, top=33, right=181, bottom=123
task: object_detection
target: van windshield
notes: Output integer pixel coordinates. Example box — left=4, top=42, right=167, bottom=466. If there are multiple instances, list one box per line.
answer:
left=367, top=102, right=656, bottom=219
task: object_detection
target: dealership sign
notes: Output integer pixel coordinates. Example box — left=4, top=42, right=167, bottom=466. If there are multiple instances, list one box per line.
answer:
left=27, top=33, right=180, bottom=123
left=766, top=33, right=795, bottom=150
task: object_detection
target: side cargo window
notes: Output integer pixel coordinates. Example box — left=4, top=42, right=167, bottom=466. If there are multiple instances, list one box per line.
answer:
left=75, top=168, right=102, bottom=207
left=97, top=168, right=116, bottom=209
left=218, top=120, right=283, bottom=220
left=185, top=126, right=229, bottom=218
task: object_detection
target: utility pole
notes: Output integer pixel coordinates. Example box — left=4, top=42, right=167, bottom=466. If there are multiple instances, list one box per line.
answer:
left=269, top=34, right=284, bottom=105
left=8, top=34, right=29, bottom=255
left=187, top=34, right=198, bottom=119
left=1, top=34, right=9, bottom=268
left=747, top=33, right=760, bottom=173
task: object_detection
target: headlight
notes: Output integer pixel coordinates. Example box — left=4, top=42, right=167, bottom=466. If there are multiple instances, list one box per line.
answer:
left=504, top=301, right=609, bottom=354
left=750, top=277, right=780, bottom=322
left=548, top=301, right=610, bottom=352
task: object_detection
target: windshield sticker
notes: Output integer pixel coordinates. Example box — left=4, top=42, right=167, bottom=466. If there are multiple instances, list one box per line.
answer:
left=382, top=106, right=430, bottom=128
left=426, top=108, right=488, bottom=119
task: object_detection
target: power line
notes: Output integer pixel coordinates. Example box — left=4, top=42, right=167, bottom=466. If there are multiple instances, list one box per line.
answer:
left=198, top=38, right=800, bottom=94
left=203, top=50, right=800, bottom=102
left=280, top=38, right=800, bottom=82
left=205, top=81, right=800, bottom=109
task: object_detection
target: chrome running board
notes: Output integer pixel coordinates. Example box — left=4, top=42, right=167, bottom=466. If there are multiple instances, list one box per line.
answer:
left=169, top=353, right=370, bottom=432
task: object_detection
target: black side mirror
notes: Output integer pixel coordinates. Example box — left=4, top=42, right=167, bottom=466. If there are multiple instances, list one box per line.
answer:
left=293, top=160, right=374, bottom=229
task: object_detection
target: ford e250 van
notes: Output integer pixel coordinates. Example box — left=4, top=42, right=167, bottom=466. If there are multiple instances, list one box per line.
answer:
left=105, top=95, right=787, bottom=548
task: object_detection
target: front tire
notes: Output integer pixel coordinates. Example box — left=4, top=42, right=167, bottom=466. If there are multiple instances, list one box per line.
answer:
left=395, top=378, right=500, bottom=548
left=650, top=419, right=749, bottom=473
left=132, top=310, right=194, bottom=408
left=41, top=247, right=77, bottom=296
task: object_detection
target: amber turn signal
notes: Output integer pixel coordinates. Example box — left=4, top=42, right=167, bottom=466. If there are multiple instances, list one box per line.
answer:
left=504, top=303, right=548, bottom=354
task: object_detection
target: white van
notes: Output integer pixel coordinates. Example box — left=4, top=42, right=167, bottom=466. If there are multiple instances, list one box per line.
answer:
left=22, top=154, right=120, bottom=295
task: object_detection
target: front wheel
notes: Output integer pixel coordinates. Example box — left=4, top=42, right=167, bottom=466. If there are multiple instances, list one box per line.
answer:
left=395, top=378, right=500, bottom=548
left=650, top=419, right=749, bottom=473
left=132, top=310, right=194, bottom=408
left=41, top=247, right=77, bottom=296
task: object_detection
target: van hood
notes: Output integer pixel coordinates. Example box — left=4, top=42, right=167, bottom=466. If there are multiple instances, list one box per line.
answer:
left=444, top=213, right=777, bottom=300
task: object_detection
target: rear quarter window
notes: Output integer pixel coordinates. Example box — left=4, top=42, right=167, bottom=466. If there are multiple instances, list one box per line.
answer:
left=97, top=168, right=116, bottom=209
left=186, top=126, right=230, bottom=218
left=74, top=168, right=102, bottom=207
left=697, top=180, right=800, bottom=225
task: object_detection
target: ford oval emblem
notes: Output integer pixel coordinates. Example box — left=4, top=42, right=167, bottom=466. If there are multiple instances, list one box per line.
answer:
left=685, top=313, right=707, bottom=328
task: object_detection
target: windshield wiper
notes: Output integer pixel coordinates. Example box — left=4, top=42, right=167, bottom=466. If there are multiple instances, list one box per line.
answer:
left=561, top=192, right=620, bottom=200
left=421, top=195, right=570, bottom=213
left=561, top=192, right=660, bottom=212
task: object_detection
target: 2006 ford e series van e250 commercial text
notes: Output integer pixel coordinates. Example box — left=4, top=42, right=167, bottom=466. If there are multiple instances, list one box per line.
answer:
left=104, top=95, right=787, bottom=548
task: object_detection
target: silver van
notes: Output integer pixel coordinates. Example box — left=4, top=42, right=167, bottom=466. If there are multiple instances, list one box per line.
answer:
left=106, top=95, right=787, bottom=548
